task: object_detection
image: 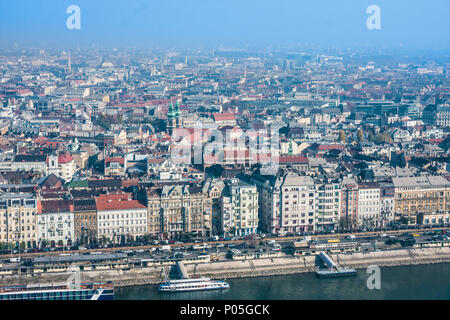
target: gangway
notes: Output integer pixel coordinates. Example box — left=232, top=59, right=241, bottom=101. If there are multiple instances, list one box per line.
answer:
left=176, top=261, right=189, bottom=279
left=318, top=251, right=340, bottom=271
left=316, top=251, right=357, bottom=278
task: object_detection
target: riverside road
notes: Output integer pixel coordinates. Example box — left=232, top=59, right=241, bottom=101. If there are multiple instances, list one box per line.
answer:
left=1, top=226, right=447, bottom=259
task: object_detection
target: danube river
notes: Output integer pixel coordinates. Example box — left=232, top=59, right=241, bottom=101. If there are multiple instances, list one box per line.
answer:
left=116, top=263, right=450, bottom=300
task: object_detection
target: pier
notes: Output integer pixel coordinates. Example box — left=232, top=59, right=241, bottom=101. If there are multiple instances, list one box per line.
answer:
left=316, top=251, right=357, bottom=277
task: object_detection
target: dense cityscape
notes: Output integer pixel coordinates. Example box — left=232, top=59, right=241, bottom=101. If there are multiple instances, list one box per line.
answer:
left=0, top=47, right=448, bottom=253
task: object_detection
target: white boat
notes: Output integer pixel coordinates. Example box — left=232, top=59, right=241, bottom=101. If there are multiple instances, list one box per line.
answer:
left=158, top=277, right=229, bottom=292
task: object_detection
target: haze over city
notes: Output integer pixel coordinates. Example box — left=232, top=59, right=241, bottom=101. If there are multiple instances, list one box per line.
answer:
left=0, top=0, right=448, bottom=305
left=0, top=0, right=449, bottom=49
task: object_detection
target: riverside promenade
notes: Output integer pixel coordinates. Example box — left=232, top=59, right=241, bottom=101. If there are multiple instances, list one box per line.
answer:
left=1, top=247, right=449, bottom=287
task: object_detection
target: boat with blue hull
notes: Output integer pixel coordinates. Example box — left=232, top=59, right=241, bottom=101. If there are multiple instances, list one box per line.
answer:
left=0, top=282, right=114, bottom=300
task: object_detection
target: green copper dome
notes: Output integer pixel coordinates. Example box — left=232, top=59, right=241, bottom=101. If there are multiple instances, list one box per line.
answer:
left=174, top=100, right=180, bottom=117
left=167, top=101, right=175, bottom=119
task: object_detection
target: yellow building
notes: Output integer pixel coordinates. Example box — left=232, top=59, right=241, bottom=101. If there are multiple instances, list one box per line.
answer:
left=392, top=176, right=450, bottom=224
left=0, top=193, right=38, bottom=248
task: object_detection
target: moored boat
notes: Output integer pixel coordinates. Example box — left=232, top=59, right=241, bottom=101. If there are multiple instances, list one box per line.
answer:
left=159, top=277, right=229, bottom=292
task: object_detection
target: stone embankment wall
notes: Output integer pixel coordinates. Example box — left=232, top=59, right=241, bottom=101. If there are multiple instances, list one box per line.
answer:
left=1, top=247, right=449, bottom=287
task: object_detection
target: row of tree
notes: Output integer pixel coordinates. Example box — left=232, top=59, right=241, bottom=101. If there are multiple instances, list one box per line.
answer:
left=337, top=129, right=393, bottom=145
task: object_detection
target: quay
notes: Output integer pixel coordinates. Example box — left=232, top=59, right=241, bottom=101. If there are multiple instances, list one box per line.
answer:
left=0, top=247, right=449, bottom=287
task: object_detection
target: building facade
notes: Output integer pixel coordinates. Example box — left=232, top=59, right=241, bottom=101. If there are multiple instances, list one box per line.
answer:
left=357, top=182, right=381, bottom=229
left=73, top=199, right=98, bottom=245
left=37, top=200, right=75, bottom=247
left=0, top=193, right=38, bottom=248
left=393, top=176, right=450, bottom=224
left=147, top=185, right=212, bottom=239
left=221, top=180, right=259, bottom=236
left=315, top=181, right=341, bottom=232
left=96, top=193, right=147, bottom=243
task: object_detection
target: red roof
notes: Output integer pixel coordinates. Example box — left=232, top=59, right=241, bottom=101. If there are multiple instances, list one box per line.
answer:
left=33, top=136, right=49, bottom=144
left=58, top=154, right=73, bottom=164
left=96, top=193, right=146, bottom=211
left=105, top=156, right=125, bottom=165
left=279, top=156, right=308, bottom=164
left=213, top=113, right=235, bottom=122
left=318, top=145, right=344, bottom=151
left=427, top=138, right=445, bottom=144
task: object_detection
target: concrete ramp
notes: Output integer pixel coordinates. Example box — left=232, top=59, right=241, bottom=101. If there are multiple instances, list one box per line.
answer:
left=176, top=261, right=189, bottom=279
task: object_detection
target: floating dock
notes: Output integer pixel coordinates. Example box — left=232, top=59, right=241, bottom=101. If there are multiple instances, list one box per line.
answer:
left=316, top=251, right=357, bottom=278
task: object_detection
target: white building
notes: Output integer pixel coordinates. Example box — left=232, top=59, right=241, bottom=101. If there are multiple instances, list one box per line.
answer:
left=277, top=173, right=315, bottom=235
left=47, top=153, right=77, bottom=182
left=96, top=193, right=147, bottom=243
left=221, top=180, right=259, bottom=236
left=251, top=172, right=315, bottom=235
left=357, top=182, right=381, bottom=229
left=37, top=200, right=75, bottom=247
left=315, top=182, right=341, bottom=232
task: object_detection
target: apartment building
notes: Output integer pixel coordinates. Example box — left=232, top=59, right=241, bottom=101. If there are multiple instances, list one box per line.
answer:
left=380, top=182, right=395, bottom=227
left=146, top=184, right=212, bottom=238
left=250, top=172, right=315, bottom=235
left=340, top=177, right=359, bottom=231
left=0, top=193, right=38, bottom=248
left=315, top=181, right=341, bottom=232
left=73, top=199, right=98, bottom=245
left=393, top=176, right=450, bottom=224
left=221, top=180, right=259, bottom=236
left=37, top=199, right=75, bottom=247
left=12, top=154, right=47, bottom=173
left=357, top=182, right=381, bottom=229
left=277, top=173, right=315, bottom=234
left=96, top=193, right=147, bottom=243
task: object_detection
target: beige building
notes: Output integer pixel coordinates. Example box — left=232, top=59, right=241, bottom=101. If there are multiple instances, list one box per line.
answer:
left=422, top=212, right=450, bottom=226
left=147, top=184, right=212, bottom=238
left=73, top=199, right=98, bottom=245
left=0, top=193, right=38, bottom=248
left=393, top=176, right=450, bottom=224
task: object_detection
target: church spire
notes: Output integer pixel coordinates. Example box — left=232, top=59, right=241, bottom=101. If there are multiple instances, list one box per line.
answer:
left=175, top=100, right=180, bottom=117
left=167, top=100, right=175, bottom=119
left=167, top=98, right=176, bottom=135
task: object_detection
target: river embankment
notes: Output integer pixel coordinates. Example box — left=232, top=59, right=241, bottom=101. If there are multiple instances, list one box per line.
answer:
left=1, top=247, right=449, bottom=287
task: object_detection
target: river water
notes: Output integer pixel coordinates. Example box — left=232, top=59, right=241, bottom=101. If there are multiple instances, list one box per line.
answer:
left=116, top=263, right=450, bottom=300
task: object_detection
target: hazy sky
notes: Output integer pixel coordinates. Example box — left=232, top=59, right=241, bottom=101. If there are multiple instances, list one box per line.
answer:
left=0, top=0, right=448, bottom=49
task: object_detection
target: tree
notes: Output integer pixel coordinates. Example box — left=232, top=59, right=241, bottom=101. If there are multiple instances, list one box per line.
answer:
left=374, top=132, right=393, bottom=145
left=338, top=130, right=346, bottom=143
left=40, top=239, right=49, bottom=248
left=357, top=129, right=364, bottom=143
